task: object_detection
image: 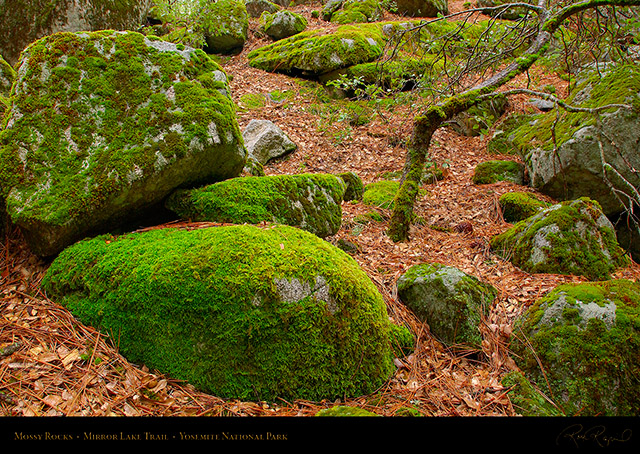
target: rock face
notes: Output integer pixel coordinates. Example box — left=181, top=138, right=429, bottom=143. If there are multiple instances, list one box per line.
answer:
left=242, top=119, right=297, bottom=165
left=260, top=10, right=308, bottom=41
left=507, top=279, right=640, bottom=416
left=201, top=0, right=249, bottom=54
left=512, top=64, right=640, bottom=218
left=247, top=24, right=385, bottom=76
left=165, top=174, right=346, bottom=238
left=490, top=198, right=630, bottom=280
left=397, top=263, right=497, bottom=348
left=0, top=0, right=152, bottom=65
left=41, top=224, right=414, bottom=401
left=0, top=31, right=246, bottom=257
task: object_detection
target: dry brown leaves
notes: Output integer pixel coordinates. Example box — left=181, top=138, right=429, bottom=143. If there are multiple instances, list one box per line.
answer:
left=2, top=2, right=640, bottom=420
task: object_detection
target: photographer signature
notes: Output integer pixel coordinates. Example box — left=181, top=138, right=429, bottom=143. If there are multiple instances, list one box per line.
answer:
left=557, top=424, right=632, bottom=448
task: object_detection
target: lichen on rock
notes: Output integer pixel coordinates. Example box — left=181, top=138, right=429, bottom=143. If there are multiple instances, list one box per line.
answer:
left=397, top=262, right=498, bottom=348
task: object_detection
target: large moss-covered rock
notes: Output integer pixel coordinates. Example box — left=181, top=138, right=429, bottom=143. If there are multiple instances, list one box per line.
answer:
left=0, top=31, right=246, bottom=256
left=247, top=23, right=386, bottom=77
left=201, top=0, right=249, bottom=54
left=322, top=0, right=383, bottom=24
left=507, top=279, right=640, bottom=416
left=166, top=174, right=346, bottom=237
left=260, top=10, right=308, bottom=41
left=490, top=198, right=630, bottom=280
left=0, top=0, right=152, bottom=65
left=397, top=263, right=498, bottom=348
left=506, top=64, right=640, bottom=218
left=41, top=224, right=414, bottom=401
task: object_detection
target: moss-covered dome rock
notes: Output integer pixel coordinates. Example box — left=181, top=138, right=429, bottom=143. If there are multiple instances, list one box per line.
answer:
left=322, top=0, right=383, bottom=25
left=397, top=263, right=498, bottom=349
left=394, top=0, right=448, bottom=18
left=247, top=23, right=386, bottom=77
left=507, top=279, right=640, bottom=416
left=490, top=198, right=630, bottom=280
left=166, top=173, right=346, bottom=238
left=0, top=30, right=246, bottom=257
left=41, top=224, right=414, bottom=401
left=0, top=0, right=153, bottom=66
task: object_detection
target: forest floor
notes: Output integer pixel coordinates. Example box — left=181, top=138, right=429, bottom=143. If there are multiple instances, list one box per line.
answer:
left=1, top=2, right=639, bottom=424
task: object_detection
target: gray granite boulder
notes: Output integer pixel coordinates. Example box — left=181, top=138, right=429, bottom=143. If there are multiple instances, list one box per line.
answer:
left=242, top=119, right=297, bottom=166
left=397, top=263, right=498, bottom=348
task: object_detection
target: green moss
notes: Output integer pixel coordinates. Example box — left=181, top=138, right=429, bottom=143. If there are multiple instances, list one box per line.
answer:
left=472, top=160, right=524, bottom=185
left=362, top=180, right=400, bottom=209
left=41, top=224, right=412, bottom=401
left=165, top=173, right=346, bottom=237
left=490, top=198, right=630, bottom=280
left=354, top=210, right=384, bottom=224
left=337, top=171, right=364, bottom=201
left=201, top=0, right=249, bottom=53
left=247, top=22, right=386, bottom=76
left=397, top=263, right=497, bottom=348
left=0, top=30, right=244, bottom=256
left=501, top=371, right=564, bottom=416
left=508, top=64, right=640, bottom=156
left=316, top=406, right=379, bottom=416
left=329, top=0, right=382, bottom=24
left=499, top=191, right=550, bottom=223
left=509, top=279, right=640, bottom=416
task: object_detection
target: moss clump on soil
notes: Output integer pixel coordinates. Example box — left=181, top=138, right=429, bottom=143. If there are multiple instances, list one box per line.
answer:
left=165, top=174, right=346, bottom=238
left=490, top=198, right=630, bottom=280
left=499, top=191, right=550, bottom=223
left=362, top=180, right=400, bottom=209
left=508, top=279, right=640, bottom=416
left=316, top=406, right=379, bottom=416
left=41, top=224, right=414, bottom=401
left=472, top=160, right=524, bottom=185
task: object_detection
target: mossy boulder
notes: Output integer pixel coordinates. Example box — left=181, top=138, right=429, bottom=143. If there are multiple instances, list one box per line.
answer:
left=41, top=224, right=414, bottom=401
left=247, top=23, right=386, bottom=77
left=260, top=10, right=308, bottom=41
left=362, top=180, right=399, bottom=209
left=0, top=0, right=152, bottom=65
left=472, top=160, right=525, bottom=185
left=506, top=64, right=640, bottom=218
left=490, top=198, right=630, bottom=280
left=507, top=279, right=640, bottom=416
left=337, top=171, right=364, bottom=201
left=0, top=31, right=246, bottom=257
left=501, top=371, right=564, bottom=416
left=397, top=263, right=498, bottom=348
left=499, top=191, right=550, bottom=223
left=476, top=0, right=532, bottom=20
left=394, top=0, right=448, bottom=17
left=165, top=174, right=346, bottom=238
left=322, top=0, right=383, bottom=24
left=245, top=0, right=281, bottom=18
left=201, top=0, right=249, bottom=54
